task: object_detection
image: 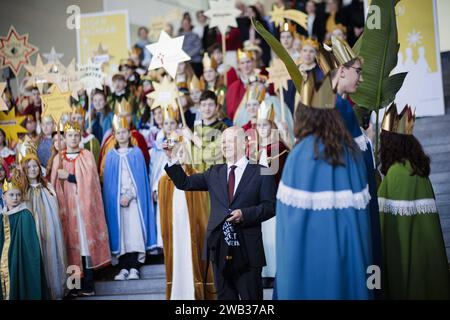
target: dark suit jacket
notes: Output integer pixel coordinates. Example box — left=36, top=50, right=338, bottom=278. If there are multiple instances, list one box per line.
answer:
left=164, top=162, right=276, bottom=267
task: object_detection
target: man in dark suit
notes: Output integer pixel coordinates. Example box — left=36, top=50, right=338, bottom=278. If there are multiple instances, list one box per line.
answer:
left=163, top=126, right=276, bottom=300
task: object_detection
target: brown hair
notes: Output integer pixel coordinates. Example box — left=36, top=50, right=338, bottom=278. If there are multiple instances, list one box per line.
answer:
left=23, top=157, right=48, bottom=189
left=294, top=104, right=357, bottom=166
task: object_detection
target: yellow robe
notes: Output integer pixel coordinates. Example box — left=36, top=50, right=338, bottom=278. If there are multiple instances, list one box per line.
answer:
left=158, top=165, right=215, bottom=300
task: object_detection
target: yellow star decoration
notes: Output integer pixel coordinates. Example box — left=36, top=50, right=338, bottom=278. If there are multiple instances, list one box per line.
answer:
left=40, top=85, right=72, bottom=123
left=267, top=58, right=290, bottom=91
left=23, top=54, right=52, bottom=94
left=147, top=76, right=179, bottom=110
left=0, top=82, right=8, bottom=111
left=0, top=108, right=28, bottom=143
left=270, top=5, right=308, bottom=30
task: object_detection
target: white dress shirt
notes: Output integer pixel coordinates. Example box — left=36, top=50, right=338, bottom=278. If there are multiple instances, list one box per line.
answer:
left=227, top=156, right=249, bottom=196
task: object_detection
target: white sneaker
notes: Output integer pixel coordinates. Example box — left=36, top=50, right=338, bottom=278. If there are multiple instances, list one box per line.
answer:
left=127, top=268, right=140, bottom=280
left=114, top=269, right=129, bottom=281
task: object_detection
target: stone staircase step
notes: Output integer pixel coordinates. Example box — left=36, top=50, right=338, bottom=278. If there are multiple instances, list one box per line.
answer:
left=429, top=162, right=450, bottom=174
left=94, top=278, right=166, bottom=296
left=414, top=120, right=450, bottom=134
left=433, top=183, right=450, bottom=196
left=424, top=144, right=450, bottom=155
left=428, top=152, right=450, bottom=164
left=415, top=134, right=450, bottom=147
left=140, top=264, right=165, bottom=279
left=415, top=115, right=450, bottom=126
left=78, top=292, right=166, bottom=300
left=430, top=172, right=450, bottom=185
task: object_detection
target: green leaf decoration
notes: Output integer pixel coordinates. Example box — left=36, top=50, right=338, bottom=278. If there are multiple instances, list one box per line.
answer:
left=251, top=18, right=303, bottom=93
left=350, top=0, right=407, bottom=111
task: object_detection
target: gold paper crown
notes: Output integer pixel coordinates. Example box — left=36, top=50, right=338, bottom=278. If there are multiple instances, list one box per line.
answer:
left=112, top=114, right=130, bottom=131
left=114, top=99, right=132, bottom=115
left=2, top=169, right=26, bottom=194
left=16, top=138, right=39, bottom=165
left=257, top=101, right=275, bottom=122
left=381, top=103, right=416, bottom=135
left=72, top=105, right=86, bottom=117
left=329, top=35, right=358, bottom=66
left=301, top=37, right=320, bottom=51
left=162, top=104, right=180, bottom=122
left=245, top=84, right=266, bottom=104
left=316, top=44, right=340, bottom=76
left=189, top=75, right=205, bottom=92
left=63, top=121, right=81, bottom=134
left=280, top=21, right=296, bottom=35
left=202, top=53, right=218, bottom=70
left=299, top=73, right=336, bottom=109
left=237, top=49, right=254, bottom=62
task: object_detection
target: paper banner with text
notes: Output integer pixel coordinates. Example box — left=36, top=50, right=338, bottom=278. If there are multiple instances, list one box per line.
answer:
left=76, top=10, right=130, bottom=77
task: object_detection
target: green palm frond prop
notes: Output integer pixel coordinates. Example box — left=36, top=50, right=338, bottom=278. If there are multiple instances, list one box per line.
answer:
left=350, top=0, right=407, bottom=165
left=251, top=18, right=303, bottom=93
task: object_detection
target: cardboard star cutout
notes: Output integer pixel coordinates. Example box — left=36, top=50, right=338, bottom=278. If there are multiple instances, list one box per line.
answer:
left=77, top=59, right=105, bottom=94
left=43, top=46, right=63, bottom=64
left=46, top=59, right=83, bottom=100
left=147, top=31, right=191, bottom=79
left=204, top=0, right=241, bottom=35
left=23, top=54, right=52, bottom=93
left=0, top=108, right=28, bottom=142
left=270, top=5, right=308, bottom=30
left=267, top=58, right=290, bottom=91
left=92, top=43, right=113, bottom=70
left=147, top=76, right=179, bottom=110
left=40, top=85, right=72, bottom=123
left=0, top=26, right=38, bottom=75
left=0, top=82, right=8, bottom=111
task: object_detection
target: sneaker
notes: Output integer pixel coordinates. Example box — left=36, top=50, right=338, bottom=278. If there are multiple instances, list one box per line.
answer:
left=79, top=290, right=95, bottom=297
left=127, top=268, right=140, bottom=280
left=114, top=269, right=129, bottom=281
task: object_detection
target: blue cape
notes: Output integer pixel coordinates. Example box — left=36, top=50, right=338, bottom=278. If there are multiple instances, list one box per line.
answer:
left=103, top=147, right=156, bottom=254
left=275, top=135, right=373, bottom=299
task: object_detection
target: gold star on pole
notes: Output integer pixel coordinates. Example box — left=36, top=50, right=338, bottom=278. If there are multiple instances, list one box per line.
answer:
left=269, top=5, right=308, bottom=30
left=0, top=82, right=8, bottom=111
left=267, top=58, right=290, bottom=91
left=204, top=0, right=242, bottom=35
left=40, top=85, right=72, bottom=123
left=147, top=76, right=179, bottom=110
left=23, top=54, right=52, bottom=93
left=92, top=43, right=113, bottom=71
left=0, top=26, right=38, bottom=76
left=147, top=31, right=191, bottom=79
left=0, top=108, right=28, bottom=143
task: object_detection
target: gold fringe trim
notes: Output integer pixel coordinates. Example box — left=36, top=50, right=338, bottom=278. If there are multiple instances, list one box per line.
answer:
left=1, top=215, right=11, bottom=300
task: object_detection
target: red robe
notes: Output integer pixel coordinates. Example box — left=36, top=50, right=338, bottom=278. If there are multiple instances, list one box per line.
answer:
left=226, top=79, right=246, bottom=120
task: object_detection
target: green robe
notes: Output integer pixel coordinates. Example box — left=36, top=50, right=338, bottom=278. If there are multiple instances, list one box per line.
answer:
left=191, top=120, right=228, bottom=173
left=378, top=160, right=450, bottom=299
left=0, top=204, right=48, bottom=300
left=82, top=134, right=100, bottom=165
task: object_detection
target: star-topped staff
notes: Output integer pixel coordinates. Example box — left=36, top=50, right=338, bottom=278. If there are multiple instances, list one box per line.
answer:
left=204, top=0, right=241, bottom=86
left=147, top=76, right=187, bottom=127
left=0, top=108, right=28, bottom=143
left=40, top=84, right=73, bottom=170
left=0, top=26, right=38, bottom=76
left=270, top=5, right=308, bottom=30
left=43, top=46, right=64, bottom=64
left=0, top=82, right=8, bottom=111
left=267, top=58, right=291, bottom=122
left=23, top=54, right=52, bottom=94
left=147, top=31, right=191, bottom=127
left=77, top=58, right=105, bottom=95
left=146, top=31, right=191, bottom=79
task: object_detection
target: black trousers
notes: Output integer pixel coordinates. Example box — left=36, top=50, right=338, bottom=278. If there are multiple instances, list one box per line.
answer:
left=213, top=263, right=263, bottom=300
left=81, top=256, right=94, bottom=292
left=119, top=252, right=140, bottom=271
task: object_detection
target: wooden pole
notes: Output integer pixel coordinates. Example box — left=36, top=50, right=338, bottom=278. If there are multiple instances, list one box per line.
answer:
left=279, top=86, right=285, bottom=122
left=221, top=32, right=227, bottom=87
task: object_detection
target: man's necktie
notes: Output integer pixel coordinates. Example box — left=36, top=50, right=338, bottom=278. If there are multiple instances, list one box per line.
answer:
left=228, top=165, right=237, bottom=204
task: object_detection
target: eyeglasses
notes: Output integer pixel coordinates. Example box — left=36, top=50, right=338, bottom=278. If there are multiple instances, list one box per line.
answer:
left=349, top=66, right=363, bottom=75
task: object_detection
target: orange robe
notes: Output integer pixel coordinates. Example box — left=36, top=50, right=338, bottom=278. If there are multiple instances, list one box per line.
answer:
left=51, top=149, right=111, bottom=272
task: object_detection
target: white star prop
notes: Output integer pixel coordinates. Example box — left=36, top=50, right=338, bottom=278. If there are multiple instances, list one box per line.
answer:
left=147, top=31, right=191, bottom=79
left=77, top=59, right=105, bottom=94
left=43, top=46, right=64, bottom=63
left=204, top=0, right=241, bottom=35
